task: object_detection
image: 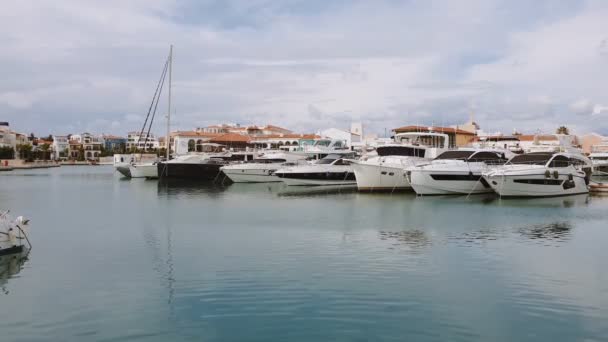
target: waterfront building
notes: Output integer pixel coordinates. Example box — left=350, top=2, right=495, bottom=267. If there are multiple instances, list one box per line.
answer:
left=51, top=135, right=69, bottom=160
left=250, top=134, right=319, bottom=150
left=171, top=131, right=219, bottom=155
left=101, top=134, right=127, bottom=153
left=68, top=133, right=102, bottom=160
left=580, top=133, right=608, bottom=154
left=0, top=122, right=17, bottom=150
left=392, top=125, right=476, bottom=147
left=197, top=124, right=293, bottom=136
left=126, top=132, right=159, bottom=150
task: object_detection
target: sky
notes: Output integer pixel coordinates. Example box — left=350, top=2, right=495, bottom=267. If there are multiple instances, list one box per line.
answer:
left=1, top=0, right=607, bottom=137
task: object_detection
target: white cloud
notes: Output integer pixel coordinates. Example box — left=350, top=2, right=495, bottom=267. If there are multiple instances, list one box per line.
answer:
left=1, top=0, right=607, bottom=135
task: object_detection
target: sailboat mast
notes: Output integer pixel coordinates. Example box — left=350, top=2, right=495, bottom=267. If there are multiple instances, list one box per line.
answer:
left=166, top=45, right=173, bottom=160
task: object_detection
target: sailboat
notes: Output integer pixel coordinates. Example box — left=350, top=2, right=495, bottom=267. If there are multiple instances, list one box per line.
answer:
left=129, top=46, right=173, bottom=179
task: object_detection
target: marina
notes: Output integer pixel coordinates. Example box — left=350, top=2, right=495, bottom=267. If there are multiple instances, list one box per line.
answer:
left=1, top=165, right=608, bottom=341
left=3, top=1, right=608, bottom=340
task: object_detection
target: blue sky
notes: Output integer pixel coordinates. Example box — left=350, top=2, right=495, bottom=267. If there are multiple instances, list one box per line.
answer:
left=1, top=0, right=607, bottom=136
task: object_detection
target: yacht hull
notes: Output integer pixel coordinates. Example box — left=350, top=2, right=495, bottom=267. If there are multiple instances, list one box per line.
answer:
left=409, top=170, right=492, bottom=195
left=276, top=171, right=356, bottom=186
left=351, top=162, right=411, bottom=191
left=115, top=165, right=131, bottom=178
left=222, top=168, right=281, bottom=183
left=484, top=171, right=589, bottom=197
left=157, top=162, right=225, bottom=181
left=129, top=164, right=158, bottom=179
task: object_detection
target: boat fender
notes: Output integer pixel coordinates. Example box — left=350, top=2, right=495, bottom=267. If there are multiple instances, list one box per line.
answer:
left=545, top=170, right=551, bottom=178
left=568, top=174, right=573, bottom=181
left=553, top=170, right=559, bottom=179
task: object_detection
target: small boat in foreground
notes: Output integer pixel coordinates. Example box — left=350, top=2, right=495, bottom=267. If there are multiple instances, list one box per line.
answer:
left=0, top=211, right=31, bottom=256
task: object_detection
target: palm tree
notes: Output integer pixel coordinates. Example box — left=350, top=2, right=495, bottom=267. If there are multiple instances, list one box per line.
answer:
left=556, top=126, right=570, bottom=135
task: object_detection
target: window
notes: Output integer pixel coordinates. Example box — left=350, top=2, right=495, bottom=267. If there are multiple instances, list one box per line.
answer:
left=188, top=139, right=195, bottom=152
left=509, top=153, right=553, bottom=165
left=377, top=146, right=426, bottom=158
left=549, top=155, right=570, bottom=168
left=435, top=151, right=474, bottom=160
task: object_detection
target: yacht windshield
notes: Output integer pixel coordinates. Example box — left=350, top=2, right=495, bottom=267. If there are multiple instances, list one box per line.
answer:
left=314, top=140, right=331, bottom=147
left=467, top=151, right=508, bottom=164
left=508, top=152, right=553, bottom=165
left=434, top=151, right=474, bottom=160
left=316, top=154, right=341, bottom=164
left=250, top=159, right=286, bottom=164
left=377, top=146, right=426, bottom=157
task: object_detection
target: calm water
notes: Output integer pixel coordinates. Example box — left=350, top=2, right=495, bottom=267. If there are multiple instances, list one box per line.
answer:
left=1, top=166, right=608, bottom=341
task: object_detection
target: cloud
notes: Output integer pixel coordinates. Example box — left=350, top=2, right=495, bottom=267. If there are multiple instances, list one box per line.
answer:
left=1, top=0, right=608, bottom=136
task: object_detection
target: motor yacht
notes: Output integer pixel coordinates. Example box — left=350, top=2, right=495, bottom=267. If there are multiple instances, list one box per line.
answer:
left=129, top=161, right=160, bottom=179
left=114, top=154, right=134, bottom=177
left=221, top=152, right=308, bottom=183
left=274, top=154, right=356, bottom=186
left=350, top=132, right=450, bottom=191
left=482, top=152, right=592, bottom=197
left=407, top=149, right=513, bottom=195
left=589, top=152, right=608, bottom=176
left=292, top=138, right=352, bottom=159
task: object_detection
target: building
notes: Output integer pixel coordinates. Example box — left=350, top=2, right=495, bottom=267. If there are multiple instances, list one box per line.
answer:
left=392, top=125, right=476, bottom=147
left=250, top=134, right=319, bottom=149
left=51, top=135, right=69, bottom=159
left=455, top=111, right=481, bottom=134
left=0, top=122, right=16, bottom=150
left=197, top=124, right=293, bottom=136
left=102, top=134, right=127, bottom=153
left=318, top=128, right=361, bottom=147
left=69, top=133, right=102, bottom=160
left=171, top=131, right=220, bottom=155
left=126, top=132, right=160, bottom=150
left=579, top=133, right=608, bottom=154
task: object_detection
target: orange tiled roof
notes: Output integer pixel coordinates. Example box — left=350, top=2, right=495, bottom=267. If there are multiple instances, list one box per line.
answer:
left=172, top=131, right=221, bottom=137
left=518, top=134, right=558, bottom=141
left=209, top=133, right=251, bottom=143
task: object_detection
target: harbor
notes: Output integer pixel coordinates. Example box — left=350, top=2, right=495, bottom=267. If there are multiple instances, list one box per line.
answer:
left=1, top=165, right=608, bottom=341
left=3, top=1, right=608, bottom=340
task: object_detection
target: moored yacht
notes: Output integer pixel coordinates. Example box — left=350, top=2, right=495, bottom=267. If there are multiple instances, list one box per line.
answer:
left=157, top=154, right=229, bottom=181
left=114, top=154, right=133, bottom=177
left=350, top=132, right=450, bottom=191
left=129, top=161, right=160, bottom=179
left=589, top=152, right=608, bottom=176
left=482, top=152, right=592, bottom=197
left=407, top=149, right=513, bottom=195
left=221, top=152, right=308, bottom=183
left=274, top=154, right=356, bottom=186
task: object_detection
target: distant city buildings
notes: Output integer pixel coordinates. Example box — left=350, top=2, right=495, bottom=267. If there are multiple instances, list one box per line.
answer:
left=2, top=117, right=608, bottom=162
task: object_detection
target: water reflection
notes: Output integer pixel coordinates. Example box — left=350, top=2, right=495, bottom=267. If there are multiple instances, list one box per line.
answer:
left=157, top=179, right=229, bottom=197
left=0, top=251, right=28, bottom=295
left=518, top=222, right=573, bottom=242
left=378, top=230, right=432, bottom=252
left=277, top=185, right=359, bottom=197
left=471, top=194, right=591, bottom=208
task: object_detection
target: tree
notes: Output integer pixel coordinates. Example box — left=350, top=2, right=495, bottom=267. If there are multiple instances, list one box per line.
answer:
left=39, top=143, right=51, bottom=160
left=77, top=146, right=85, bottom=161
left=0, top=146, right=15, bottom=159
left=16, top=144, right=33, bottom=161
left=556, top=126, right=570, bottom=135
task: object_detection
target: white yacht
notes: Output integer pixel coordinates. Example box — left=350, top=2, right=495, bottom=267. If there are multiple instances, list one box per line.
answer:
left=129, top=161, right=160, bottom=179
left=589, top=152, right=608, bottom=176
left=350, top=132, right=450, bottom=191
left=114, top=154, right=134, bottom=177
left=293, top=138, right=352, bottom=159
left=407, top=149, right=513, bottom=195
left=274, top=154, right=356, bottom=186
left=0, top=212, right=31, bottom=256
left=221, top=152, right=308, bottom=183
left=482, top=152, right=592, bottom=197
